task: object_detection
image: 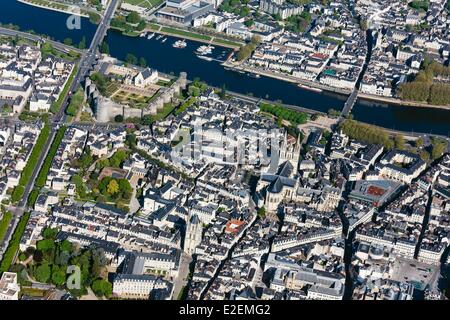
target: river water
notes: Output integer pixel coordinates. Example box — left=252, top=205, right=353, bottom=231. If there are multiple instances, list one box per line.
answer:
left=1, top=0, right=449, bottom=135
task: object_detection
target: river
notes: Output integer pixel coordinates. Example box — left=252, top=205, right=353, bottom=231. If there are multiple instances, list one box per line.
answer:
left=1, top=0, right=449, bottom=136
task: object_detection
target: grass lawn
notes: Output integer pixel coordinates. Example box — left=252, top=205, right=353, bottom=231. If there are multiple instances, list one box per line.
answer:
left=148, top=0, right=164, bottom=6
left=160, top=26, right=211, bottom=41
left=123, top=0, right=145, bottom=5
left=124, top=0, right=163, bottom=8
left=0, top=212, right=13, bottom=242
left=104, top=82, right=120, bottom=97
left=214, top=38, right=241, bottom=48
left=0, top=212, right=30, bottom=274
left=113, top=91, right=153, bottom=109
left=50, top=64, right=78, bottom=114
left=151, top=102, right=176, bottom=121
left=25, top=0, right=69, bottom=11
left=148, top=23, right=160, bottom=31
left=24, top=0, right=94, bottom=17
left=122, top=30, right=141, bottom=37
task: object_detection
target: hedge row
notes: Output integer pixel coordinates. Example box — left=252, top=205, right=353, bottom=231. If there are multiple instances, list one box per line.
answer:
left=0, top=212, right=13, bottom=242
left=0, top=212, right=30, bottom=275
left=50, top=65, right=78, bottom=114
left=34, top=126, right=67, bottom=190
left=11, top=123, right=51, bottom=203
left=27, top=189, right=40, bottom=207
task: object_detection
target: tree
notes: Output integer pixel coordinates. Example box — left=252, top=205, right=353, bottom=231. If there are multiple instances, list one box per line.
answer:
left=118, top=179, right=132, bottom=199
left=51, top=265, right=66, bottom=286
left=59, top=240, right=73, bottom=253
left=125, top=133, right=137, bottom=148
left=12, top=35, right=19, bottom=47
left=78, top=36, right=86, bottom=50
left=125, top=53, right=137, bottom=65
left=239, top=6, right=250, bottom=17
left=43, top=227, right=59, bottom=240
left=55, top=250, right=71, bottom=266
left=96, top=159, right=110, bottom=170
left=40, top=42, right=55, bottom=57
left=244, top=19, right=254, bottom=27
left=276, top=117, right=283, bottom=127
left=415, top=137, right=424, bottom=148
left=141, top=114, right=153, bottom=126
left=33, top=250, right=44, bottom=263
left=114, top=114, right=124, bottom=122
left=63, top=38, right=73, bottom=46
left=257, top=207, right=266, bottom=218
left=139, top=57, right=147, bottom=67
left=188, top=85, right=200, bottom=97
left=91, top=279, right=113, bottom=298
left=72, top=174, right=87, bottom=198
left=419, top=150, right=430, bottom=161
left=137, top=20, right=147, bottom=31
left=90, top=72, right=108, bottom=95
left=19, top=252, right=27, bottom=261
left=431, top=137, right=448, bottom=160
left=251, top=35, right=261, bottom=45
left=394, top=134, right=406, bottom=150
left=79, top=149, right=93, bottom=169
left=107, top=179, right=120, bottom=195
left=66, top=89, right=85, bottom=117
left=37, top=239, right=56, bottom=251
left=126, top=12, right=141, bottom=24
left=109, top=150, right=128, bottom=167
left=340, top=119, right=395, bottom=149
left=91, top=248, right=107, bottom=278
left=99, top=41, right=109, bottom=54
left=219, top=84, right=227, bottom=99
left=99, top=177, right=113, bottom=195
left=35, top=263, right=51, bottom=283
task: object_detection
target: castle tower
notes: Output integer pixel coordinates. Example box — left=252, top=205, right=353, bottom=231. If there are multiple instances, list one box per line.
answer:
left=184, top=213, right=202, bottom=255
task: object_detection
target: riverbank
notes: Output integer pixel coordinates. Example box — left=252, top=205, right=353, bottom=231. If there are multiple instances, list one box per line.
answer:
left=358, top=92, right=450, bottom=111
left=3, top=0, right=449, bottom=135
left=225, top=61, right=450, bottom=113
left=222, top=60, right=352, bottom=96
left=146, top=23, right=242, bottom=50
left=225, top=88, right=326, bottom=116
left=18, top=0, right=90, bottom=18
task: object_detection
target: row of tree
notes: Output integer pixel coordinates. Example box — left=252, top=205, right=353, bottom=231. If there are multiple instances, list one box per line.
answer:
left=236, top=36, right=261, bottom=61
left=340, top=119, right=395, bottom=149
left=125, top=53, right=147, bottom=67
left=398, top=61, right=450, bottom=105
left=259, top=102, right=308, bottom=126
